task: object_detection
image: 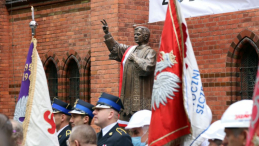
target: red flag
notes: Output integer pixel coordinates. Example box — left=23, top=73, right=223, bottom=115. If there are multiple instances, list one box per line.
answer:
left=148, top=0, right=191, bottom=145
left=246, top=66, right=259, bottom=146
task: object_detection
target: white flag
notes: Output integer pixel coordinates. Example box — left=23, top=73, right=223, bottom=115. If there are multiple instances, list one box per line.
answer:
left=177, top=1, right=212, bottom=145
left=149, top=0, right=259, bottom=23
left=22, top=38, right=59, bottom=146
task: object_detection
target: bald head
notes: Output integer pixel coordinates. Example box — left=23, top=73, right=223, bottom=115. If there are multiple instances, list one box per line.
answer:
left=70, top=125, right=97, bottom=145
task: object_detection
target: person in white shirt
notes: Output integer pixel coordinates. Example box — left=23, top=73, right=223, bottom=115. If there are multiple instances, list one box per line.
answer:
left=93, top=92, right=133, bottom=146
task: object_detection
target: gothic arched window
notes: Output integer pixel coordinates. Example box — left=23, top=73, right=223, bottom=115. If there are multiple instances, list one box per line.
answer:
left=45, top=60, right=58, bottom=101
left=66, top=58, right=80, bottom=106
left=240, top=42, right=258, bottom=99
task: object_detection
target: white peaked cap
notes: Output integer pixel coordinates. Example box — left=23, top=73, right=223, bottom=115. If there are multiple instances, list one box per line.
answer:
left=221, top=100, right=253, bottom=128
left=201, top=120, right=226, bottom=140
left=125, top=110, right=152, bottom=129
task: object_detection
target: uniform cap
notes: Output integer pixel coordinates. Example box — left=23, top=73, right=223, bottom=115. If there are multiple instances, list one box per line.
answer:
left=69, top=99, right=94, bottom=118
left=221, top=99, right=253, bottom=128
left=201, top=120, right=226, bottom=140
left=93, top=92, right=124, bottom=112
left=52, top=98, right=72, bottom=116
left=125, top=110, right=151, bottom=129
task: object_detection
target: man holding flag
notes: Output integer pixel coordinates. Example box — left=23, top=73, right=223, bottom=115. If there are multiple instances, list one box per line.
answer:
left=13, top=6, right=59, bottom=146
left=148, top=0, right=211, bottom=145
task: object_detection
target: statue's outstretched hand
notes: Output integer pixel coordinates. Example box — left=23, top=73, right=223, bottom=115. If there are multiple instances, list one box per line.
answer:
left=101, top=19, right=109, bottom=34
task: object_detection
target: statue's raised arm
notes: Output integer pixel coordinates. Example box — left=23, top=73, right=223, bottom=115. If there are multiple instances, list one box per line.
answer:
left=101, top=19, right=156, bottom=121
left=101, top=19, right=129, bottom=62
left=101, top=19, right=109, bottom=34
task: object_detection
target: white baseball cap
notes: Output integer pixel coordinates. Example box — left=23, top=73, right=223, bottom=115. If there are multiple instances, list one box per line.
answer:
left=201, top=120, right=226, bottom=140
left=125, top=110, right=151, bottom=129
left=221, top=100, right=253, bottom=128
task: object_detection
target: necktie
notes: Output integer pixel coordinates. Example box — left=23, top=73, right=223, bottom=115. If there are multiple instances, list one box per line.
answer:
left=98, top=130, right=103, bottom=140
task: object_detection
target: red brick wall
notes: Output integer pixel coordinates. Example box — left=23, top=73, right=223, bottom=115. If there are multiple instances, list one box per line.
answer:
left=6, top=0, right=92, bottom=118
left=0, top=0, right=12, bottom=117
left=90, top=0, right=120, bottom=105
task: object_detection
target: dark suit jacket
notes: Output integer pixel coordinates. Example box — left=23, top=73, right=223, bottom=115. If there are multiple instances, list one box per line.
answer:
left=58, top=125, right=71, bottom=146
left=97, top=123, right=133, bottom=146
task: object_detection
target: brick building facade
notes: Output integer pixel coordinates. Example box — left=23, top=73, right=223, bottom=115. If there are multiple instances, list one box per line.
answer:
left=0, top=0, right=259, bottom=122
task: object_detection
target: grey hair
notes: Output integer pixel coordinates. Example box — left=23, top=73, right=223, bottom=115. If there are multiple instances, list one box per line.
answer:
left=10, top=120, right=23, bottom=146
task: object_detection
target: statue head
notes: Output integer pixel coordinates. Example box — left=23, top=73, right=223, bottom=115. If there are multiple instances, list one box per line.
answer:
left=134, top=26, right=150, bottom=45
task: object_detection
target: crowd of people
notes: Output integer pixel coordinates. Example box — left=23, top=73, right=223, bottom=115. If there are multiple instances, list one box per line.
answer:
left=0, top=92, right=255, bottom=146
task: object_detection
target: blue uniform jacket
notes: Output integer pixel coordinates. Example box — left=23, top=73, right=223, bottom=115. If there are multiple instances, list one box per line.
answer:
left=97, top=123, right=133, bottom=146
left=58, top=125, right=71, bottom=146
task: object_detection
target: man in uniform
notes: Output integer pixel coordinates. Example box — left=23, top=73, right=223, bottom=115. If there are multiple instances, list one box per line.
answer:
left=93, top=92, right=133, bottom=146
left=69, top=99, right=94, bottom=128
left=52, top=98, right=72, bottom=146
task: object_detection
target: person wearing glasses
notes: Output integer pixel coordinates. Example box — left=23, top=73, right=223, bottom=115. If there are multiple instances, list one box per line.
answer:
left=69, top=99, right=94, bottom=128
left=93, top=92, right=133, bottom=146
left=66, top=125, right=97, bottom=146
left=52, top=98, right=73, bottom=146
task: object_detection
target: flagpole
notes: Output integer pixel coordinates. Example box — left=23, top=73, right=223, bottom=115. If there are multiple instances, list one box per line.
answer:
left=29, top=6, right=37, bottom=37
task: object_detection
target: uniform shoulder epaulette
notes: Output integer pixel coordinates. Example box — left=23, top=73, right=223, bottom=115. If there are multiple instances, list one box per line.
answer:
left=116, top=127, right=127, bottom=135
left=66, top=129, right=71, bottom=137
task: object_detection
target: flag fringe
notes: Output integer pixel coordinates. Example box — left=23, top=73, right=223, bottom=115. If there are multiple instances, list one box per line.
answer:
left=22, top=38, right=38, bottom=146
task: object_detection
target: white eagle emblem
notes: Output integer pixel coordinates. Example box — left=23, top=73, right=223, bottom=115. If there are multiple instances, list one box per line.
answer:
left=14, top=96, right=28, bottom=123
left=152, top=51, right=180, bottom=110
left=154, top=51, right=177, bottom=75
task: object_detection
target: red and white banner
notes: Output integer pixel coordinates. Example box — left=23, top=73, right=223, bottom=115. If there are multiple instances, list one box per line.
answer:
left=148, top=0, right=211, bottom=145
left=149, top=0, right=259, bottom=23
left=148, top=0, right=191, bottom=145
left=22, top=38, right=59, bottom=146
left=246, top=66, right=259, bottom=146
left=117, top=120, right=129, bottom=128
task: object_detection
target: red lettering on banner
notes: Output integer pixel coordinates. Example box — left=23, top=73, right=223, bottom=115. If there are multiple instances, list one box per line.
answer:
left=43, top=110, right=56, bottom=134
left=235, top=113, right=251, bottom=120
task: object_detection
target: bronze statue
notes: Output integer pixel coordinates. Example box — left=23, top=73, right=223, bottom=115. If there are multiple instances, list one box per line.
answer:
left=101, top=19, right=156, bottom=121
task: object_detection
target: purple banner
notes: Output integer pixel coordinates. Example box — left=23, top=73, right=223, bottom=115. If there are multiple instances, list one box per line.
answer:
left=14, top=42, right=34, bottom=122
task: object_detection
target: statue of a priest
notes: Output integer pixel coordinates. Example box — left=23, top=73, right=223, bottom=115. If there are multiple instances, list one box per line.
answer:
left=101, top=19, right=156, bottom=121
